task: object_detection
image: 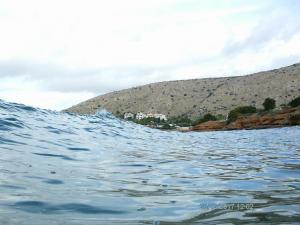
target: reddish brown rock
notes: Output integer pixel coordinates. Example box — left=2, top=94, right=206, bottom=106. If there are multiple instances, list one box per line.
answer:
left=192, top=121, right=227, bottom=131
left=192, top=107, right=300, bottom=132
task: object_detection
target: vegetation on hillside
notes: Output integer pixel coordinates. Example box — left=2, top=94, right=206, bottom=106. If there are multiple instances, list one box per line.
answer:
left=168, top=116, right=193, bottom=127
left=135, top=117, right=161, bottom=125
left=289, top=96, right=300, bottom=107
left=227, top=106, right=257, bottom=123
left=125, top=113, right=222, bottom=129
left=191, top=114, right=217, bottom=126
left=263, top=98, right=276, bottom=111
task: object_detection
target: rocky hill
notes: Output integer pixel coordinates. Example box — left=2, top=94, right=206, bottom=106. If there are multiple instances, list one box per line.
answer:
left=65, top=63, right=300, bottom=118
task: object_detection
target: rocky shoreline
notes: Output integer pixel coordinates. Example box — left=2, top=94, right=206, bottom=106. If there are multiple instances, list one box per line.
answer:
left=191, top=107, right=300, bottom=132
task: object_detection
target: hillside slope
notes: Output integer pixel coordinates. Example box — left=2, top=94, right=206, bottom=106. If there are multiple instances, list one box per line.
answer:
left=65, top=63, right=300, bottom=118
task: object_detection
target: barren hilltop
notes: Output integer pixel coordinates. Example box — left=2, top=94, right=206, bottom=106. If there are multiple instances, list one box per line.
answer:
left=65, top=63, right=300, bottom=118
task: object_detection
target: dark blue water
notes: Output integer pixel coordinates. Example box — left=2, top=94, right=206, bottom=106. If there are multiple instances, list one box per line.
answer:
left=0, top=99, right=300, bottom=225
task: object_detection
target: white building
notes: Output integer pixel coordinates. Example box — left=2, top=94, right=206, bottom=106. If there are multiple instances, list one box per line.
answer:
left=146, top=113, right=154, bottom=118
left=124, top=112, right=134, bottom=119
left=135, top=112, right=168, bottom=121
left=153, top=113, right=167, bottom=121
left=146, top=113, right=167, bottom=121
left=136, top=112, right=147, bottom=120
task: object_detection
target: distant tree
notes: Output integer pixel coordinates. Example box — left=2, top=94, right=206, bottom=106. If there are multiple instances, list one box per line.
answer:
left=227, top=106, right=257, bottom=122
left=192, top=113, right=217, bottom=126
left=202, top=113, right=217, bottom=121
left=137, top=117, right=160, bottom=125
left=216, top=114, right=226, bottom=120
left=289, top=96, right=300, bottom=107
left=168, top=116, right=192, bottom=127
left=263, top=98, right=276, bottom=111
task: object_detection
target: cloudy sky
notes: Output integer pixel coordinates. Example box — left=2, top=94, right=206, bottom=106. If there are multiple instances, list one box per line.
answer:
left=0, top=0, right=300, bottom=110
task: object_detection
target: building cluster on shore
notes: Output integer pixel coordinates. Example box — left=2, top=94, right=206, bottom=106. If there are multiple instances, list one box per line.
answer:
left=124, top=112, right=167, bottom=121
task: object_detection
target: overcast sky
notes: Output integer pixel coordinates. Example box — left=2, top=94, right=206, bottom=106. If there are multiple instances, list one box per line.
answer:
left=0, top=0, right=300, bottom=110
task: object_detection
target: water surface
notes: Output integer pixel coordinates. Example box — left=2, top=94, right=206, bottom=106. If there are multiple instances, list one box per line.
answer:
left=0, top=100, right=300, bottom=224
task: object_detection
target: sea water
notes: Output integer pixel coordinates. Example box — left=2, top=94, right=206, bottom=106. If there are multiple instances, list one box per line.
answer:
left=0, top=100, right=299, bottom=224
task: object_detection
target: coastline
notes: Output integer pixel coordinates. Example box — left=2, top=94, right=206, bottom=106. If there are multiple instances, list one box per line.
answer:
left=190, top=107, right=300, bottom=132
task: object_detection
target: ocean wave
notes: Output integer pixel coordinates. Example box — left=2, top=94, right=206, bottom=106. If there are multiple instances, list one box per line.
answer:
left=0, top=99, right=300, bottom=224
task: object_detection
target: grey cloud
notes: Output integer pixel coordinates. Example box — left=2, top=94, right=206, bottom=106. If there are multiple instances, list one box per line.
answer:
left=222, top=7, right=300, bottom=55
left=0, top=60, right=176, bottom=94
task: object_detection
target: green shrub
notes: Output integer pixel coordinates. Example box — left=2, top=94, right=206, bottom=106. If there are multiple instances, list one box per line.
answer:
left=227, top=106, right=257, bottom=122
left=216, top=114, right=226, bottom=120
left=192, top=113, right=217, bottom=125
left=136, top=117, right=160, bottom=125
left=202, top=113, right=217, bottom=121
left=168, top=116, right=192, bottom=127
left=289, top=96, right=300, bottom=108
left=263, top=98, right=276, bottom=111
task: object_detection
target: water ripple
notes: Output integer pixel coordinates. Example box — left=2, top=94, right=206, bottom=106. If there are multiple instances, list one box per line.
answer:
left=11, top=201, right=127, bottom=215
left=33, top=153, right=76, bottom=161
left=0, top=100, right=300, bottom=224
